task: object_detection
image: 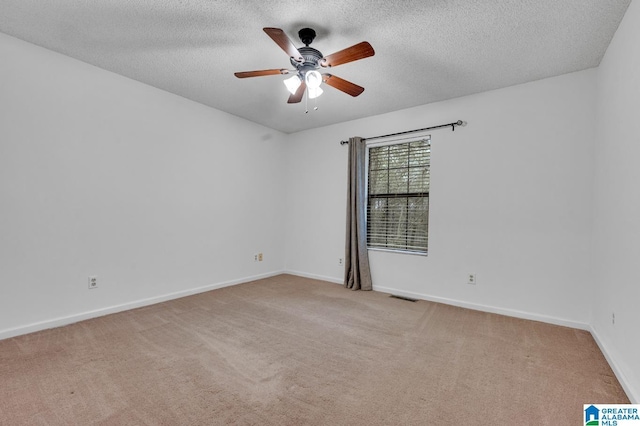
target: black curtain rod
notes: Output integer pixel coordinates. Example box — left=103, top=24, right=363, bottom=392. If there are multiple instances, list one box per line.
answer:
left=339, top=120, right=465, bottom=145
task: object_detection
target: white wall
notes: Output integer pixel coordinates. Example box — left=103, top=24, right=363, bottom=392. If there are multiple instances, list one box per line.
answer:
left=2, top=8, right=636, bottom=401
left=0, top=33, right=287, bottom=338
left=285, top=69, right=597, bottom=329
left=592, top=0, right=640, bottom=403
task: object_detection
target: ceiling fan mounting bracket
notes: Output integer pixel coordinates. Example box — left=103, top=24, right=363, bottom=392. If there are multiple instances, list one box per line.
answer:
left=298, top=28, right=317, bottom=46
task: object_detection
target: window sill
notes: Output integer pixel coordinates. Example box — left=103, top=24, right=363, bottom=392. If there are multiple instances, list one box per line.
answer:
left=367, top=247, right=428, bottom=257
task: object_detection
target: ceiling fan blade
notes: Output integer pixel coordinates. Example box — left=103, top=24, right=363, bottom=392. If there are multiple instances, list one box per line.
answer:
left=234, top=69, right=290, bottom=78
left=321, top=41, right=375, bottom=67
left=287, top=82, right=307, bottom=104
left=264, top=28, right=304, bottom=63
left=322, top=74, right=365, bottom=97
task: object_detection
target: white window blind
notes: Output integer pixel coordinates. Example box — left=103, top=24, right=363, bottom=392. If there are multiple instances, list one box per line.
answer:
left=367, top=138, right=430, bottom=254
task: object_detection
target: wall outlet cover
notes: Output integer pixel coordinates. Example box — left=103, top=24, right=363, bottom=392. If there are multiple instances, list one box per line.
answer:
left=88, top=276, right=98, bottom=289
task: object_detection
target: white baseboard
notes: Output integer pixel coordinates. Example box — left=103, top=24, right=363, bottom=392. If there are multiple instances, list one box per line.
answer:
left=372, top=283, right=639, bottom=402
left=370, top=283, right=638, bottom=402
left=372, top=284, right=591, bottom=331
left=6, top=270, right=635, bottom=403
left=590, top=326, right=639, bottom=403
left=0, top=270, right=284, bottom=341
left=284, top=273, right=635, bottom=403
left=284, top=270, right=343, bottom=285
left=283, top=272, right=589, bottom=330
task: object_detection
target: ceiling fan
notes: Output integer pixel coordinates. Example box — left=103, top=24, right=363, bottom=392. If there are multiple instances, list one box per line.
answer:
left=234, top=28, right=375, bottom=104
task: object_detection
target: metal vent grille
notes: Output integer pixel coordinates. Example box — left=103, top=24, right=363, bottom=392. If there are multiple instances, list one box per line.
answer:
left=389, top=294, right=418, bottom=302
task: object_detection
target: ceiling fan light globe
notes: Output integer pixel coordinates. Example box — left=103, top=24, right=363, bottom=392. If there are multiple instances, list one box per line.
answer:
left=305, top=70, right=323, bottom=89
left=308, top=86, right=323, bottom=99
left=284, top=75, right=302, bottom=95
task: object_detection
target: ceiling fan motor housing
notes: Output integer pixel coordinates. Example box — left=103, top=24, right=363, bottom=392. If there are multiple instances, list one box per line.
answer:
left=290, top=46, right=324, bottom=79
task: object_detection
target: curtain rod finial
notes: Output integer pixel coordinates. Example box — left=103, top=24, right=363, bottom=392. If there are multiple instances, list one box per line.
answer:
left=452, top=120, right=466, bottom=131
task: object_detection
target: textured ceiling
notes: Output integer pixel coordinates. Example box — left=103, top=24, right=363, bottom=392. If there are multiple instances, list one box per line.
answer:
left=0, top=0, right=631, bottom=133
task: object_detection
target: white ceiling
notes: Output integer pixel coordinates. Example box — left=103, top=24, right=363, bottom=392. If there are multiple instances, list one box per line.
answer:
left=0, top=0, right=631, bottom=134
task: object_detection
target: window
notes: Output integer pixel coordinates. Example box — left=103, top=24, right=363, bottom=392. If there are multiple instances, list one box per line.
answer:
left=367, top=138, right=430, bottom=254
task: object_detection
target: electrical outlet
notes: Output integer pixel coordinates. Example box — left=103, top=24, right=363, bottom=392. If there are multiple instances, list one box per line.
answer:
left=338, top=258, right=344, bottom=266
left=88, top=276, right=98, bottom=290
left=612, top=312, right=615, bottom=325
left=467, top=273, right=476, bottom=285
left=258, top=253, right=263, bottom=262
left=254, top=254, right=258, bottom=262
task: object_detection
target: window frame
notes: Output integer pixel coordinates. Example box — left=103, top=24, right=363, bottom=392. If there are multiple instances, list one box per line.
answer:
left=365, top=135, right=431, bottom=256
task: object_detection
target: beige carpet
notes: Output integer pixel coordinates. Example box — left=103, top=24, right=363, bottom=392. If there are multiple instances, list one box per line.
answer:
left=0, top=274, right=629, bottom=425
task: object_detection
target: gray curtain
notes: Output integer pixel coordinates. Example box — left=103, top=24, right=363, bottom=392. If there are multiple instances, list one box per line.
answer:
left=344, top=137, right=372, bottom=291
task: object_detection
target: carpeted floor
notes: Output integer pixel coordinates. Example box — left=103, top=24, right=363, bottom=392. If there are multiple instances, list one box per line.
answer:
left=0, top=274, right=629, bottom=425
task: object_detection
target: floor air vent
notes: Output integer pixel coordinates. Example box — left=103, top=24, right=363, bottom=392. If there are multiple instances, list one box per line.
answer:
left=390, top=294, right=418, bottom=302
